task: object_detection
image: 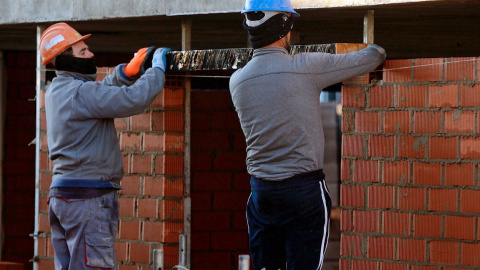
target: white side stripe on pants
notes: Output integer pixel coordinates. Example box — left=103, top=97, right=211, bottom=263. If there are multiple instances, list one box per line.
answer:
left=317, top=181, right=330, bottom=270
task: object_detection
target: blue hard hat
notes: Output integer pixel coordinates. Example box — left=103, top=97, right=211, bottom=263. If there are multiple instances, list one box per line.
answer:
left=242, top=0, right=300, bottom=17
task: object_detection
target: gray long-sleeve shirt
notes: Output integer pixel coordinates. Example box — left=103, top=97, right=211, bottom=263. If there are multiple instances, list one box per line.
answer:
left=229, top=44, right=386, bottom=181
left=46, top=65, right=165, bottom=189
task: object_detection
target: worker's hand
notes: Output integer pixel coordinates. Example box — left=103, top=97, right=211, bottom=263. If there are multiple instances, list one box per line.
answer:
left=124, top=46, right=155, bottom=77
left=152, top=47, right=171, bottom=72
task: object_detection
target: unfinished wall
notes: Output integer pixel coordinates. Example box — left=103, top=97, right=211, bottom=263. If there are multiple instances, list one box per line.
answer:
left=340, top=57, right=480, bottom=269
left=1, top=51, right=36, bottom=269
left=36, top=68, right=185, bottom=270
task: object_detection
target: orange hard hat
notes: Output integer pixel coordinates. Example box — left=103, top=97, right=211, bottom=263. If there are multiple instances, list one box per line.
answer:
left=39, top=23, right=91, bottom=65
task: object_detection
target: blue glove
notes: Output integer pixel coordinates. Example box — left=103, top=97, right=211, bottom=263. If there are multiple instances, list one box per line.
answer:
left=152, top=47, right=171, bottom=72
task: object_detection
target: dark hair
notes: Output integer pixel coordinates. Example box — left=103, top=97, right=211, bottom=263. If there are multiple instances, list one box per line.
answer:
left=60, top=47, right=73, bottom=56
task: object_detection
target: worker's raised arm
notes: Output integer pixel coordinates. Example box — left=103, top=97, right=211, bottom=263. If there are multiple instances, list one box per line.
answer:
left=300, top=44, right=386, bottom=89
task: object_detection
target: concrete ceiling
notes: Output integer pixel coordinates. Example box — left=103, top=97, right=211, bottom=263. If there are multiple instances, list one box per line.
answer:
left=0, top=0, right=479, bottom=59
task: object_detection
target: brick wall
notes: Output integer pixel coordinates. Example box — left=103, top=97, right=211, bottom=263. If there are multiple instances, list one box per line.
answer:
left=36, top=67, right=185, bottom=269
left=340, top=57, right=480, bottom=269
left=190, top=90, right=250, bottom=270
left=2, top=51, right=36, bottom=269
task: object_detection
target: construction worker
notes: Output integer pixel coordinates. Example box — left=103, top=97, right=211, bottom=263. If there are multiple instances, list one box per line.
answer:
left=39, top=22, right=170, bottom=269
left=230, top=0, right=386, bottom=269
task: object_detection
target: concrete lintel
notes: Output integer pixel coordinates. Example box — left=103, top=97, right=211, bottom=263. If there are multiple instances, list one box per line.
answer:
left=1, top=0, right=444, bottom=25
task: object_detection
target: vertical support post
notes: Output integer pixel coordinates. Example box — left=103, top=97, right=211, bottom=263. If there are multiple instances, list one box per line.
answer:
left=153, top=249, right=164, bottom=270
left=238, top=255, right=250, bottom=270
left=0, top=51, right=4, bottom=262
left=181, top=18, right=192, bottom=270
left=34, top=24, right=46, bottom=270
left=363, top=10, right=374, bottom=44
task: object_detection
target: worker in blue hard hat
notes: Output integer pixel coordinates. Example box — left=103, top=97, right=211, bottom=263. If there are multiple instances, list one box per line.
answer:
left=230, top=0, right=387, bottom=269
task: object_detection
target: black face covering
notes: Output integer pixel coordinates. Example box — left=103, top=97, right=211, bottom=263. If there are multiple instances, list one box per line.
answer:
left=55, top=55, right=97, bottom=74
left=243, top=13, right=295, bottom=49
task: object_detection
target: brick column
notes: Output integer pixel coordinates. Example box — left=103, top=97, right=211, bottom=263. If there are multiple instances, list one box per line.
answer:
left=340, top=57, right=480, bottom=269
left=36, top=71, right=185, bottom=270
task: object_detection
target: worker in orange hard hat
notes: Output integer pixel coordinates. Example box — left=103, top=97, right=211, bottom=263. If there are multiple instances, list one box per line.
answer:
left=230, top=0, right=387, bottom=269
left=40, top=22, right=170, bottom=270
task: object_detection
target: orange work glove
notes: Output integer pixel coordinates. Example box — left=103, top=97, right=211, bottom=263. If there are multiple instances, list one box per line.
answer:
left=124, top=46, right=155, bottom=77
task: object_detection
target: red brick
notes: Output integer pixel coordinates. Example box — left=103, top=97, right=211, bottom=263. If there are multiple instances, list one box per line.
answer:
left=343, top=73, right=370, bottom=84
left=445, top=216, right=475, bottom=240
left=445, top=57, right=476, bottom=81
left=369, top=135, right=395, bottom=157
left=192, top=90, right=232, bottom=110
left=117, top=265, right=138, bottom=270
left=445, top=163, right=475, bottom=186
left=115, top=117, right=129, bottom=130
left=158, top=244, right=180, bottom=266
left=193, top=171, right=232, bottom=191
left=342, top=86, right=366, bottom=108
left=341, top=159, right=351, bottom=181
left=412, top=162, right=442, bottom=185
left=340, top=234, right=363, bottom=257
left=137, top=198, right=158, bottom=218
left=429, top=240, right=459, bottom=265
left=192, top=111, right=211, bottom=131
left=151, top=111, right=164, bottom=130
left=383, top=212, right=410, bottom=236
left=156, top=154, right=184, bottom=175
left=413, top=58, right=443, bottom=82
left=119, top=220, right=140, bottom=240
left=384, top=111, right=410, bottom=134
left=460, top=190, right=480, bottom=214
left=120, top=132, right=141, bottom=151
left=355, top=111, right=380, bottom=133
left=340, top=184, right=364, bottom=208
left=130, top=113, right=150, bottom=131
left=192, top=212, right=231, bottom=231
left=398, top=85, right=427, bottom=108
left=211, top=111, right=241, bottom=130
left=353, top=160, right=379, bottom=183
left=191, top=192, right=212, bottom=211
left=115, top=241, right=128, bottom=262
left=234, top=211, right=248, bottom=230
left=368, top=236, right=395, bottom=260
left=39, top=172, right=52, bottom=191
left=233, top=172, right=251, bottom=191
left=461, top=242, right=480, bottom=266
left=445, top=110, right=475, bottom=133
left=460, top=84, right=480, bottom=106
left=211, top=232, right=248, bottom=250
left=430, top=137, right=459, bottom=159
left=162, top=222, right=183, bottom=243
left=143, top=133, right=164, bottom=151
left=131, top=154, right=152, bottom=174
left=351, top=260, right=378, bottom=270
left=162, top=87, right=184, bottom=109
left=368, top=186, right=394, bottom=209
left=159, top=199, right=183, bottom=220
left=192, top=131, right=230, bottom=150
left=38, top=212, right=50, bottom=232
left=342, top=110, right=354, bottom=133
left=118, top=197, right=135, bottom=217
left=164, top=111, right=184, bottom=131
left=398, top=238, right=426, bottom=263
left=36, top=260, right=55, bottom=270
left=370, top=85, right=395, bottom=108
left=192, top=252, right=231, bottom=270
left=213, top=191, right=249, bottom=210
left=413, top=111, right=442, bottom=134
left=398, top=187, right=426, bottom=211
left=429, top=85, right=459, bottom=108
left=36, top=236, right=47, bottom=256
left=380, top=262, right=409, bottom=270
left=129, top=242, right=150, bottom=264
left=120, top=175, right=141, bottom=195
left=191, top=152, right=212, bottom=171
left=429, top=189, right=457, bottom=212
left=398, top=136, right=427, bottom=159
left=191, top=232, right=210, bottom=251
left=383, top=59, right=412, bottom=82
left=213, top=151, right=246, bottom=170
left=383, top=161, right=409, bottom=185
left=353, top=210, right=379, bottom=233
left=341, top=209, right=353, bottom=231
left=234, top=131, right=247, bottom=150
left=145, top=176, right=184, bottom=197
left=164, top=132, right=184, bottom=152
left=123, top=154, right=130, bottom=173
left=342, top=135, right=365, bottom=158
left=460, top=136, right=480, bottom=159
left=413, top=214, right=442, bottom=238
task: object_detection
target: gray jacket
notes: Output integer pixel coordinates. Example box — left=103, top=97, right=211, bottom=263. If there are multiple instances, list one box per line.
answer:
left=229, top=44, right=386, bottom=181
left=46, top=65, right=165, bottom=189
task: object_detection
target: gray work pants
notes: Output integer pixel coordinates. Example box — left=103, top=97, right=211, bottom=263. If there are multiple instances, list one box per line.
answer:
left=48, top=191, right=118, bottom=269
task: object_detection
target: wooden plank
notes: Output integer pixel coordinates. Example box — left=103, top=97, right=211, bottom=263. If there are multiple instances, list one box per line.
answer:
left=363, top=10, right=374, bottom=44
